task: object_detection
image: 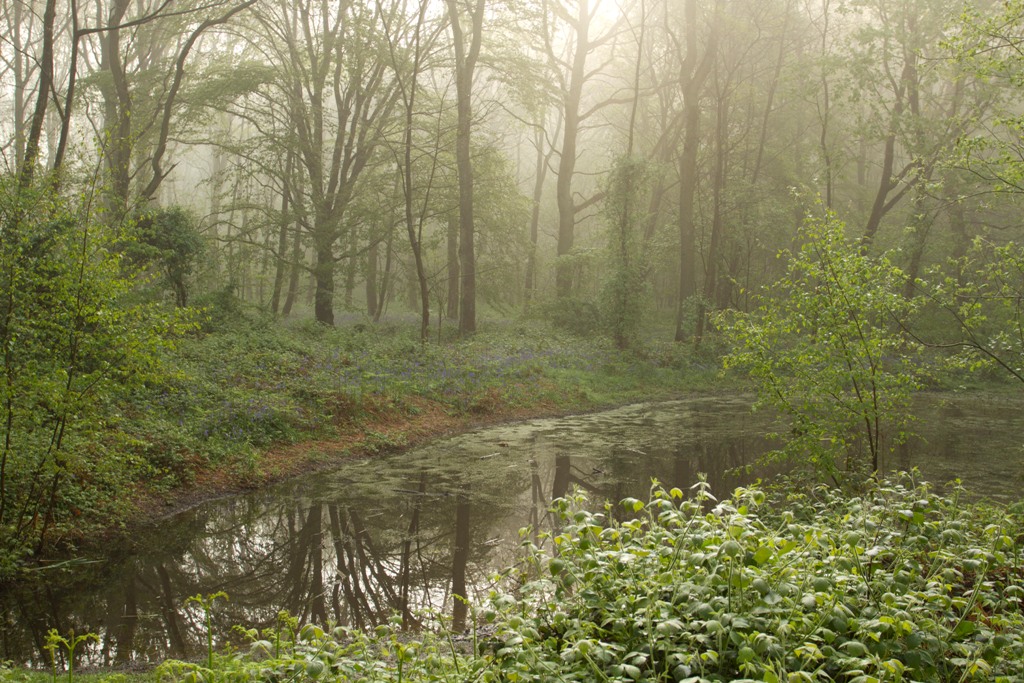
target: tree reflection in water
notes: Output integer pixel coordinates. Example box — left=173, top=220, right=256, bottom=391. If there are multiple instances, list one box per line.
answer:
left=23, top=395, right=1011, bottom=668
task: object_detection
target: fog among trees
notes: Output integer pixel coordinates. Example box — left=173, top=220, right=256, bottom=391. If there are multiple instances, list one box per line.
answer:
left=4, top=0, right=1022, bottom=342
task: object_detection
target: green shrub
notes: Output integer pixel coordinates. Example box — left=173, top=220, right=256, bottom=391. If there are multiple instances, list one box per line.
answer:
left=0, top=176, right=187, bottom=567
left=720, top=212, right=925, bottom=480
left=536, top=297, right=603, bottom=337
left=488, top=476, right=1024, bottom=682
left=126, top=206, right=204, bottom=307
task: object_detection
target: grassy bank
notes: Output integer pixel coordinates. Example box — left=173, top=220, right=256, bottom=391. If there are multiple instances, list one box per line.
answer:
left=43, top=311, right=728, bottom=558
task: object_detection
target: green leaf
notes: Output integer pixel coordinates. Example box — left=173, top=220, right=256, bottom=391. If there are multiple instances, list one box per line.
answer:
left=953, top=620, right=979, bottom=639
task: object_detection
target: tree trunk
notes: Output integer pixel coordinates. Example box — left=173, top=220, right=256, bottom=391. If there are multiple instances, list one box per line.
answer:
left=374, top=230, right=394, bottom=323
left=366, top=241, right=379, bottom=318
left=446, top=214, right=460, bottom=319
left=343, top=257, right=356, bottom=310
left=673, top=0, right=715, bottom=342
left=271, top=154, right=295, bottom=315
left=525, top=126, right=550, bottom=306
left=862, top=47, right=917, bottom=247
left=902, top=191, right=931, bottom=299
left=313, top=240, right=335, bottom=326
left=17, top=0, right=56, bottom=189
left=554, top=2, right=590, bottom=300
left=282, top=221, right=304, bottom=317
left=447, top=0, right=485, bottom=335
left=695, top=88, right=728, bottom=346
left=817, top=0, right=834, bottom=209
left=100, top=0, right=134, bottom=215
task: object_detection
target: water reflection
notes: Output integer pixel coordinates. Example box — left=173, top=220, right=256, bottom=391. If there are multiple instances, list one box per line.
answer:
left=1, top=394, right=1021, bottom=667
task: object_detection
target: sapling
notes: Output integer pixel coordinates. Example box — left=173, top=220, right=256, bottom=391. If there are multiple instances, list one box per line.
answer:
left=44, top=629, right=99, bottom=683
left=185, top=591, right=228, bottom=670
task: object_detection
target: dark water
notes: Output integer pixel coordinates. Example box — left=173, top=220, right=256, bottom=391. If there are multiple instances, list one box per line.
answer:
left=1, top=393, right=1022, bottom=668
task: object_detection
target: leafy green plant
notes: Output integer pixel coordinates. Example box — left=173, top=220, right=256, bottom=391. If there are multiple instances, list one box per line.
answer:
left=487, top=477, right=1024, bottom=682
left=915, top=239, right=1024, bottom=388
left=43, top=630, right=99, bottom=683
left=126, top=206, right=204, bottom=308
left=720, top=210, right=924, bottom=481
left=536, top=297, right=603, bottom=337
left=0, top=175, right=187, bottom=568
left=185, top=592, right=229, bottom=670
left=948, top=0, right=1024, bottom=197
left=159, top=612, right=476, bottom=683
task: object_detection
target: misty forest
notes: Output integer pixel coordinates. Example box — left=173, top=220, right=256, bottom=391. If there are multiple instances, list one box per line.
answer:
left=3, top=0, right=1024, bottom=679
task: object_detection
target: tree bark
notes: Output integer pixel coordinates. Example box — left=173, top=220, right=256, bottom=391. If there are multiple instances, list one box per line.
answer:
left=447, top=214, right=460, bottom=319
left=18, top=0, right=56, bottom=188
left=447, top=0, right=485, bottom=335
left=313, top=240, right=336, bottom=326
left=374, top=230, right=394, bottom=323
left=553, top=0, right=591, bottom=299
left=673, top=0, right=715, bottom=342
left=695, top=85, right=728, bottom=346
left=271, top=153, right=295, bottom=315
left=366, top=241, right=379, bottom=319
left=525, top=126, right=552, bottom=306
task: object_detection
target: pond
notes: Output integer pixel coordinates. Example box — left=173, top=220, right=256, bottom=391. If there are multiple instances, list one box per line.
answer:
left=1, top=392, right=1022, bottom=668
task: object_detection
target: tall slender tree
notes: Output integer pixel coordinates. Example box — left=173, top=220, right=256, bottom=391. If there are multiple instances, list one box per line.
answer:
left=445, top=0, right=485, bottom=335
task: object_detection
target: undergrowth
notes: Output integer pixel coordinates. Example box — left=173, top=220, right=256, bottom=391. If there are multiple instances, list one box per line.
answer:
left=492, top=475, right=1024, bottom=682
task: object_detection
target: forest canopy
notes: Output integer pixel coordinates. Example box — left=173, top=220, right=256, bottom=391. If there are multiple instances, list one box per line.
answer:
left=1, top=0, right=1021, bottom=337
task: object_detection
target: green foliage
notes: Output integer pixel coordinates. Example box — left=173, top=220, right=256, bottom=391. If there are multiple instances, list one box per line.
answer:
left=535, top=298, right=602, bottom=337
left=916, top=239, right=1024, bottom=386
left=146, top=479, right=1024, bottom=683
left=0, top=176, right=185, bottom=569
left=127, top=206, right=204, bottom=307
left=948, top=0, right=1024, bottom=194
left=191, top=286, right=252, bottom=332
left=186, top=592, right=230, bottom=671
left=156, top=614, right=482, bottom=683
left=488, top=478, right=1024, bottom=682
left=720, top=211, right=924, bottom=480
left=43, top=630, right=98, bottom=683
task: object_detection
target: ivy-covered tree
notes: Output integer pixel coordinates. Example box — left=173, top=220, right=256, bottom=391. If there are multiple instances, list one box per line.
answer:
left=600, top=156, right=651, bottom=350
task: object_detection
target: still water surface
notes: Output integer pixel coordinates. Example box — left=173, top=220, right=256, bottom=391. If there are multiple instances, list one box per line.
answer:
left=1, top=393, right=1022, bottom=667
